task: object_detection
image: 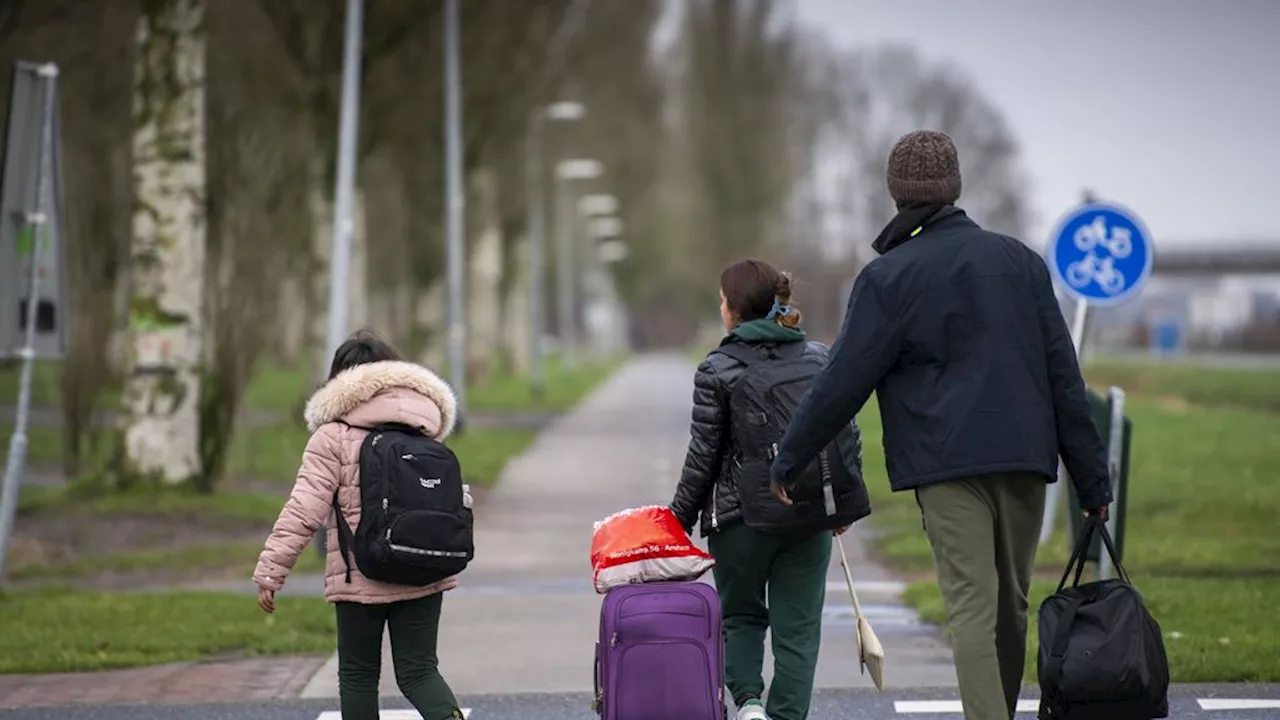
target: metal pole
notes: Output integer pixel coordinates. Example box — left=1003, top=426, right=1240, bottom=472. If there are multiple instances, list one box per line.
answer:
left=314, top=0, right=363, bottom=558
left=0, top=63, right=58, bottom=584
left=1097, top=387, right=1125, bottom=580
left=555, top=172, right=576, bottom=370
left=323, top=0, right=365, bottom=364
left=1039, top=297, right=1092, bottom=544
left=525, top=110, right=546, bottom=396
left=444, top=0, right=467, bottom=419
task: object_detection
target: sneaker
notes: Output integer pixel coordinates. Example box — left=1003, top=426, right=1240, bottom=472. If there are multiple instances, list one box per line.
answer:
left=735, top=699, right=769, bottom=720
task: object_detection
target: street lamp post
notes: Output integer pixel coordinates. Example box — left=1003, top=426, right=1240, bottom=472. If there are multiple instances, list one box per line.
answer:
left=526, top=101, right=585, bottom=396
left=591, top=216, right=624, bottom=360
left=314, top=0, right=364, bottom=558
left=553, top=159, right=603, bottom=371
left=323, top=0, right=365, bottom=367
left=444, top=0, right=467, bottom=423
left=577, top=196, right=620, bottom=362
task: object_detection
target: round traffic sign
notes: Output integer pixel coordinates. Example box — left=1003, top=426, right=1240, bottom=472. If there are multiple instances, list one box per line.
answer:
left=1046, top=202, right=1154, bottom=305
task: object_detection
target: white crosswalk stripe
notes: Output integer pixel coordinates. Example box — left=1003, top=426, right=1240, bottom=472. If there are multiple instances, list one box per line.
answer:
left=894, top=698, right=1280, bottom=714
left=315, top=710, right=471, bottom=719
left=895, top=699, right=1040, bottom=714
left=1198, top=699, right=1280, bottom=710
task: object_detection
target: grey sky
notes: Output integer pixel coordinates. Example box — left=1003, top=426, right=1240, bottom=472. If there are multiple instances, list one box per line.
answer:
left=796, top=0, right=1280, bottom=250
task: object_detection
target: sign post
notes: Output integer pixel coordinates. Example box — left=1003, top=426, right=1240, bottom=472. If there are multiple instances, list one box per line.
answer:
left=1040, top=200, right=1153, bottom=579
left=0, top=62, right=64, bottom=585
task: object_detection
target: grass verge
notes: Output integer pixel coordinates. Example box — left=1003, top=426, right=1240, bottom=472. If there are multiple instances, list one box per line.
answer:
left=858, top=362, right=1280, bottom=683
left=7, top=359, right=613, bottom=585
left=10, top=540, right=323, bottom=582
left=905, top=577, right=1280, bottom=684
left=467, top=355, right=623, bottom=413
left=18, top=484, right=287, bottom=523
left=450, top=427, right=538, bottom=487
left=0, top=589, right=334, bottom=673
left=1083, top=358, right=1280, bottom=414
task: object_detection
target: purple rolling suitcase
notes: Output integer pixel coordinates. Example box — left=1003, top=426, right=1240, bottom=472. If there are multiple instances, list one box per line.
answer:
left=594, top=581, right=725, bottom=720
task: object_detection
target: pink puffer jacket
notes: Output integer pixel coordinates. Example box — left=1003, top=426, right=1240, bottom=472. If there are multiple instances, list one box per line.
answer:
left=253, top=360, right=460, bottom=604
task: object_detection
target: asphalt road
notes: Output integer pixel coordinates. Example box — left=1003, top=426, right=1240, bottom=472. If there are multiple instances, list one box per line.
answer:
left=5, top=686, right=1280, bottom=720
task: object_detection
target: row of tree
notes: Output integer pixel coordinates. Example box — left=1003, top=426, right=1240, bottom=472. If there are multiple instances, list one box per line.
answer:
left=0, top=0, right=1028, bottom=491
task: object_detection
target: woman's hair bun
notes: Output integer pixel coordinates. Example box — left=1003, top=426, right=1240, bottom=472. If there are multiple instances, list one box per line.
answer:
left=774, top=271, right=793, bottom=303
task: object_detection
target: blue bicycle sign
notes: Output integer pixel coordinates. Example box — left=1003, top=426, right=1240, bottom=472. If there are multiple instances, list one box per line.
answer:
left=1046, top=202, right=1153, bottom=305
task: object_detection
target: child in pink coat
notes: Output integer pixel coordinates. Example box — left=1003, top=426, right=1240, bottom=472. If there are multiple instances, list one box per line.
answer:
left=254, top=330, right=465, bottom=720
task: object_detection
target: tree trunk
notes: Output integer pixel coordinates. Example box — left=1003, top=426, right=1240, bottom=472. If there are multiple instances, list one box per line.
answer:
left=413, top=280, right=446, bottom=370
left=467, top=168, right=502, bottom=381
left=121, top=0, right=207, bottom=485
left=500, top=234, right=532, bottom=374
left=306, top=157, right=333, bottom=386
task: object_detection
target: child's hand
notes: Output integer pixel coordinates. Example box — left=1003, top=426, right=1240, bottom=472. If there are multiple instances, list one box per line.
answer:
left=258, top=587, right=276, bottom=614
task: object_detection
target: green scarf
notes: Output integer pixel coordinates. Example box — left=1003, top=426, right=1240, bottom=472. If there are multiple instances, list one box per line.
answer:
left=729, top=318, right=806, bottom=344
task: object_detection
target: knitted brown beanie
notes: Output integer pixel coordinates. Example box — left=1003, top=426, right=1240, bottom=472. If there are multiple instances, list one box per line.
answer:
left=885, top=130, right=962, bottom=207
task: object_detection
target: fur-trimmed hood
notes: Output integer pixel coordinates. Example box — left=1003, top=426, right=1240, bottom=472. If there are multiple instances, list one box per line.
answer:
left=303, top=360, right=457, bottom=438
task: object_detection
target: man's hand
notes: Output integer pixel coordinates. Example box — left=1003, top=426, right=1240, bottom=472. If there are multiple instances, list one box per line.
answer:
left=833, top=524, right=851, bottom=536
left=258, top=587, right=276, bottom=614
left=1083, top=505, right=1110, bottom=523
left=770, top=478, right=793, bottom=506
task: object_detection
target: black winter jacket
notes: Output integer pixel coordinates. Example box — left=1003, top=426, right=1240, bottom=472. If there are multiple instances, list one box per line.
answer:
left=671, top=337, right=862, bottom=537
left=772, top=207, right=1113, bottom=510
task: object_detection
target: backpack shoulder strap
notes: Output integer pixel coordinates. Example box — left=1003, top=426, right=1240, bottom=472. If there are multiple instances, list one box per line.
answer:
left=332, top=490, right=355, bottom=583
left=714, top=342, right=763, bottom=367
left=336, top=419, right=422, bottom=433
left=716, top=341, right=807, bottom=367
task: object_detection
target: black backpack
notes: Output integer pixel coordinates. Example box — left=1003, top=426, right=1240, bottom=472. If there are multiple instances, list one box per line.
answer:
left=333, top=422, right=474, bottom=586
left=1037, top=516, right=1169, bottom=720
left=715, top=341, right=869, bottom=534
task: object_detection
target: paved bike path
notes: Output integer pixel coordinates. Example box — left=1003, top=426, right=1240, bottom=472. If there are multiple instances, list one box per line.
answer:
left=299, top=353, right=955, bottom=699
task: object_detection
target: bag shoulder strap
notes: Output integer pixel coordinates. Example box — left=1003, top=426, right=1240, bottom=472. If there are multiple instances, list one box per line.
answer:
left=714, top=340, right=806, bottom=368
left=332, top=489, right=355, bottom=584
left=1040, top=595, right=1086, bottom=715
left=714, top=342, right=763, bottom=367
left=336, top=419, right=422, bottom=436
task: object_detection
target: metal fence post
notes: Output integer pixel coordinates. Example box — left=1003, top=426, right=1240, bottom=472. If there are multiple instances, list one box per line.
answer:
left=1067, top=386, right=1131, bottom=571
left=1097, top=387, right=1127, bottom=580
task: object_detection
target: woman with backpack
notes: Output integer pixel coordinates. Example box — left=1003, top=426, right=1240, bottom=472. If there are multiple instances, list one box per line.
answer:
left=253, top=330, right=467, bottom=720
left=670, top=259, right=871, bottom=720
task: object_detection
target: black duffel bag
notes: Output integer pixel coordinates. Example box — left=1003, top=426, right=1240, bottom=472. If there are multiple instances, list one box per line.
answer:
left=1037, top=516, right=1170, bottom=720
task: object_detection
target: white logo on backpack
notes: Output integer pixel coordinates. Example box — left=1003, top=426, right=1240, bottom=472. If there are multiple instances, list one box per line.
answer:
left=420, top=477, right=441, bottom=488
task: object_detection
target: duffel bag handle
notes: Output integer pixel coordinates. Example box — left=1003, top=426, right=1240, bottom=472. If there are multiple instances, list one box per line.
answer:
left=1056, top=516, right=1132, bottom=592
left=1093, top=517, right=1132, bottom=585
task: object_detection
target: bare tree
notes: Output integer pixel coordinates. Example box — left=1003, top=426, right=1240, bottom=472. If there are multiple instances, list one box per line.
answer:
left=682, top=0, right=808, bottom=269
left=832, top=44, right=1030, bottom=267
left=197, top=0, right=312, bottom=490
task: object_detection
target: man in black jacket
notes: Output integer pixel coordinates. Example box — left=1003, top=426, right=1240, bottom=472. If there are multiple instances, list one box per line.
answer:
left=770, top=130, right=1113, bottom=720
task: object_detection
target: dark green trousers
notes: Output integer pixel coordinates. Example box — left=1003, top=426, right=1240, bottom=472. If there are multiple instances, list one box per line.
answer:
left=335, top=592, right=463, bottom=720
left=708, top=522, right=830, bottom=720
left=916, top=473, right=1046, bottom=720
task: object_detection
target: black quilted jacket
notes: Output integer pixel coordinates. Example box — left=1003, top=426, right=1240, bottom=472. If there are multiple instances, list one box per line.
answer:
left=671, top=337, right=858, bottom=537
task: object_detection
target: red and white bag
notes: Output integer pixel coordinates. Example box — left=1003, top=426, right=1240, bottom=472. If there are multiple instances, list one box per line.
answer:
left=590, top=505, right=715, bottom=594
